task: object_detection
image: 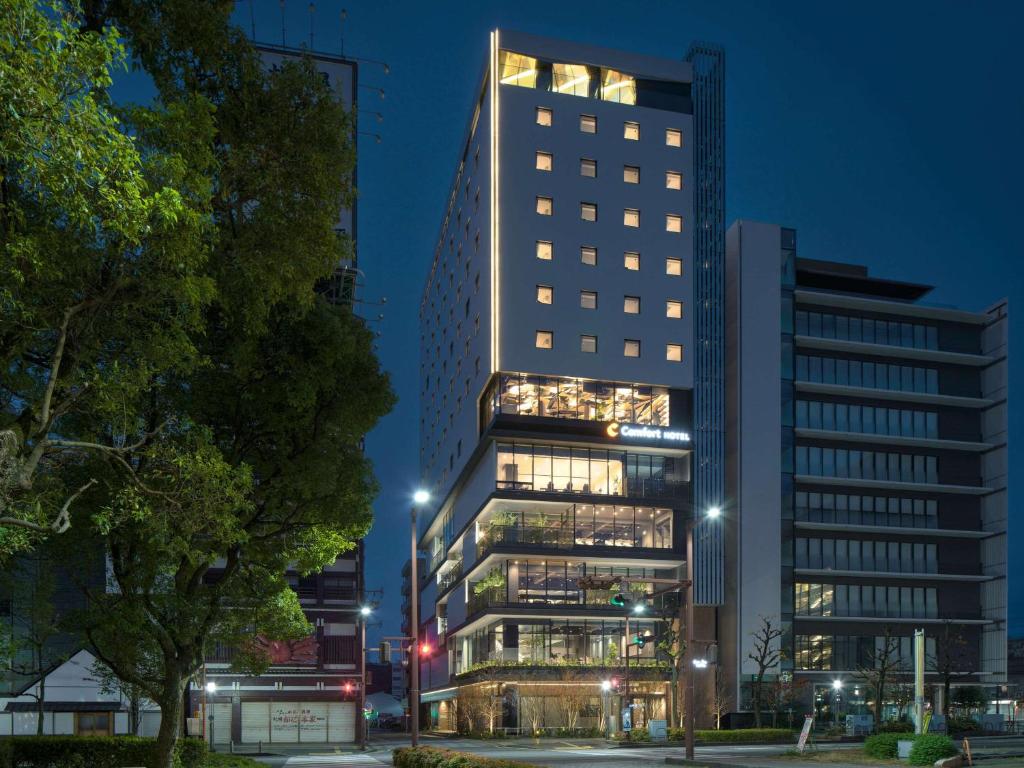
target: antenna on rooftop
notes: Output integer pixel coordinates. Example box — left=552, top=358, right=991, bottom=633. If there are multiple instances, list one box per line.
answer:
left=249, top=0, right=256, bottom=39
left=309, top=3, right=315, bottom=49
left=279, top=0, right=287, bottom=47
left=339, top=8, right=347, bottom=57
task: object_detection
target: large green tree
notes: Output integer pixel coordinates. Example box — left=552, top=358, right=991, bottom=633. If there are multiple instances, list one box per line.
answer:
left=2, top=3, right=393, bottom=766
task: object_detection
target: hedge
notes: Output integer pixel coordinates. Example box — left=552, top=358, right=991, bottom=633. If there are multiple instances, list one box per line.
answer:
left=877, top=719, right=915, bottom=733
left=908, top=734, right=958, bottom=766
left=864, top=733, right=902, bottom=759
left=615, top=727, right=795, bottom=744
left=394, top=747, right=535, bottom=768
left=0, top=735, right=208, bottom=768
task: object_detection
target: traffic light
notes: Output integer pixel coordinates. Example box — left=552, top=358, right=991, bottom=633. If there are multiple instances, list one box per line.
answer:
left=633, top=630, right=653, bottom=649
left=610, top=593, right=628, bottom=608
left=379, top=640, right=392, bottom=660
left=420, top=642, right=431, bottom=657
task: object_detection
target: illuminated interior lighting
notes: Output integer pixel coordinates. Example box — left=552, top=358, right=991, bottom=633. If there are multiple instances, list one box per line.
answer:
left=500, top=69, right=536, bottom=85
left=556, top=75, right=588, bottom=92
left=601, top=80, right=631, bottom=94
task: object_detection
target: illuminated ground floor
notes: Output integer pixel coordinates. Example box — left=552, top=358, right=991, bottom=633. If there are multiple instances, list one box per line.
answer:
left=423, top=669, right=672, bottom=736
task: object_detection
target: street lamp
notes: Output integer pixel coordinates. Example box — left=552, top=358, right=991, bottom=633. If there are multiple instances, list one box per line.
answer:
left=205, top=682, right=217, bottom=751
left=682, top=505, right=723, bottom=761
left=410, top=489, right=430, bottom=748
left=832, top=679, right=843, bottom=728
left=358, top=604, right=373, bottom=751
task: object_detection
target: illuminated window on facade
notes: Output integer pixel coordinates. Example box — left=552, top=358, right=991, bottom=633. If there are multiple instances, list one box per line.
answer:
left=624, top=252, right=640, bottom=271
left=624, top=296, right=640, bottom=314
left=499, top=51, right=538, bottom=87
left=494, top=443, right=688, bottom=498
left=553, top=63, right=591, bottom=96
left=581, top=246, right=597, bottom=265
left=580, top=158, right=597, bottom=177
left=795, top=582, right=937, bottom=619
left=666, top=300, right=683, bottom=318
left=666, top=257, right=682, bottom=275
left=536, top=196, right=552, bottom=216
left=666, top=214, right=683, bottom=233
left=579, top=114, right=597, bottom=133
left=580, top=291, right=597, bottom=309
left=624, top=208, right=640, bottom=227
left=601, top=68, right=637, bottom=104
left=581, top=202, right=597, bottom=222
left=666, top=344, right=683, bottom=362
left=624, top=339, right=641, bottom=358
left=624, top=165, right=640, bottom=184
left=535, top=151, right=552, bottom=171
left=665, top=128, right=682, bottom=147
left=536, top=285, right=553, bottom=305
left=666, top=171, right=682, bottom=190
left=535, top=330, right=553, bottom=349
left=581, top=335, right=597, bottom=353
left=484, top=373, right=669, bottom=425
left=536, top=240, right=552, bottom=260
left=477, top=503, right=672, bottom=552
left=624, top=121, right=640, bottom=140
left=536, top=107, right=552, bottom=126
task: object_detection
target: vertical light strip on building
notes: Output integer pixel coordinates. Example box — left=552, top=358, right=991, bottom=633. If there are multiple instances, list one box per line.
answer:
left=489, top=30, right=500, bottom=374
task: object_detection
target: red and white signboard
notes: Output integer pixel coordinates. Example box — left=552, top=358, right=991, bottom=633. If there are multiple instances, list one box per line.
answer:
left=796, top=714, right=814, bottom=753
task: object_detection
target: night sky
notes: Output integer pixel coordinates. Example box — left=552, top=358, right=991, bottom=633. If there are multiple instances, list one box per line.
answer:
left=139, top=1, right=1024, bottom=642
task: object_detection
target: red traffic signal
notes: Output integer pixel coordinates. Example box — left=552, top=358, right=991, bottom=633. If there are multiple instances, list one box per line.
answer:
left=420, top=642, right=431, bottom=656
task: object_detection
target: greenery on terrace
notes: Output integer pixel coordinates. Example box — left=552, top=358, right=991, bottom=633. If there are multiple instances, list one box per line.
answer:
left=455, top=655, right=669, bottom=679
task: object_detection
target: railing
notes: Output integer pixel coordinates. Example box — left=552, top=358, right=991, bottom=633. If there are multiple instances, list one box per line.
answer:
left=478, top=523, right=670, bottom=554
left=438, top=561, right=463, bottom=591
left=467, top=587, right=644, bottom=616
left=496, top=477, right=685, bottom=499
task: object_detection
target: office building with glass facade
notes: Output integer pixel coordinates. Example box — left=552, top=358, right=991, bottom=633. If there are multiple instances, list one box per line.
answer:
left=724, top=220, right=1008, bottom=725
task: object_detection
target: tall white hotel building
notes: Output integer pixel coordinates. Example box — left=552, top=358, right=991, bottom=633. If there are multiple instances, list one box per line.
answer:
left=413, top=29, right=1007, bottom=732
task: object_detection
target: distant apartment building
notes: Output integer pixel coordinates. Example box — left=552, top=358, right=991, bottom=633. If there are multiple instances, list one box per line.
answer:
left=192, top=44, right=366, bottom=746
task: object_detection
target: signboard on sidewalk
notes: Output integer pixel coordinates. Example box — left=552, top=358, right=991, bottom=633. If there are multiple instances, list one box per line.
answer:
left=796, top=714, right=814, bottom=753
left=621, top=707, right=632, bottom=732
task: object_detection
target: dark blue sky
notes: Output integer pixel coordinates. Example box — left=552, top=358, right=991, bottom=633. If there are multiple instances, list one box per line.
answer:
left=233, top=1, right=1021, bottom=642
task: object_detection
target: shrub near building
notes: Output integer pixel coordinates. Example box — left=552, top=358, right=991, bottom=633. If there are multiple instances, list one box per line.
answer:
left=0, top=736, right=207, bottom=768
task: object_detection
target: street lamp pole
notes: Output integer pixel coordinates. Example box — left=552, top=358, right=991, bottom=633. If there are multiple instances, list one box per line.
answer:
left=683, top=519, right=695, bottom=761
left=359, top=605, right=372, bottom=751
left=410, top=490, right=429, bottom=748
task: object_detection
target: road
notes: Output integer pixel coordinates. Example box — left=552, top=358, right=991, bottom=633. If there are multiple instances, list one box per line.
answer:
left=249, top=735, right=839, bottom=768
left=247, top=734, right=1024, bottom=768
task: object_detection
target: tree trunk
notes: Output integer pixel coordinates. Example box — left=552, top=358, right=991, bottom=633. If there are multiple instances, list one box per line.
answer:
left=752, top=678, right=762, bottom=727
left=942, top=676, right=951, bottom=716
left=154, top=670, right=185, bottom=768
left=36, top=649, right=45, bottom=736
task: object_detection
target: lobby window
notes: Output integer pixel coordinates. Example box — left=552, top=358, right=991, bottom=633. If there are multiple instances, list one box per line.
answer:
left=499, top=51, right=538, bottom=87
left=624, top=121, right=640, bottom=140
left=666, top=214, right=683, bottom=233
left=536, top=240, right=552, bottom=260
left=581, top=246, right=597, bottom=266
left=553, top=63, right=590, bottom=97
left=535, top=331, right=553, bottom=350
left=536, top=151, right=552, bottom=171
left=580, top=290, right=597, bottom=309
left=580, top=158, right=597, bottom=178
left=536, top=106, right=552, bottom=126
left=579, top=114, right=597, bottom=133
left=624, top=296, right=640, bottom=314
left=666, top=344, right=683, bottom=362
left=536, top=196, right=552, bottom=216
left=665, top=128, right=682, bottom=147
left=623, top=208, right=640, bottom=227
left=581, top=202, right=597, bottom=222
left=536, top=285, right=553, bottom=305
left=624, top=339, right=641, bottom=358
left=581, top=335, right=597, bottom=354
left=666, top=171, right=682, bottom=190
left=666, top=257, right=682, bottom=275
left=623, top=165, right=640, bottom=184
left=666, top=300, right=683, bottom=319
left=624, top=252, right=640, bottom=271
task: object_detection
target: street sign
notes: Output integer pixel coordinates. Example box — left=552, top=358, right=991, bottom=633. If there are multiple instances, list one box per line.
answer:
left=796, top=714, right=814, bottom=753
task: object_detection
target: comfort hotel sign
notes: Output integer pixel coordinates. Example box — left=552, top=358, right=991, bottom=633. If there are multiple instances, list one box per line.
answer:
left=606, top=422, right=692, bottom=444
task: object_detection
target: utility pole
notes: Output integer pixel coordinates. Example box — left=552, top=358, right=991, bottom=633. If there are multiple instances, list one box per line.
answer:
left=684, top=520, right=695, bottom=760
left=410, top=504, right=420, bottom=747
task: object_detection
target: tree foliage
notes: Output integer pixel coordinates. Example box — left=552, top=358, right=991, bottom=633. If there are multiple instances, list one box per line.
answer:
left=1, top=2, right=394, bottom=767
